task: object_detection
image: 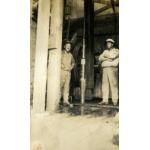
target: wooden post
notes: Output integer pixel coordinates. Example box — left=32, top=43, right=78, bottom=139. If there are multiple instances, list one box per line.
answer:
left=33, top=0, right=50, bottom=113
left=84, top=0, right=94, bottom=99
left=30, top=0, right=33, bottom=18
left=46, top=0, right=64, bottom=112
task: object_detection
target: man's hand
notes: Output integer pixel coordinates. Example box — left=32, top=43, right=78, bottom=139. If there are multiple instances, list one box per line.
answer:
left=99, top=56, right=112, bottom=62
left=70, top=64, right=75, bottom=70
left=61, top=64, right=65, bottom=70
left=104, top=48, right=119, bottom=60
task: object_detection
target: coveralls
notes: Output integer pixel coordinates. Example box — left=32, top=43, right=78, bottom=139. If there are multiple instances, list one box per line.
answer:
left=60, top=50, right=75, bottom=103
left=99, top=48, right=119, bottom=104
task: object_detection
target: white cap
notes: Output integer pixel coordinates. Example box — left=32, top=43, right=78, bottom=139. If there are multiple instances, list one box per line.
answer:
left=106, top=38, right=115, bottom=43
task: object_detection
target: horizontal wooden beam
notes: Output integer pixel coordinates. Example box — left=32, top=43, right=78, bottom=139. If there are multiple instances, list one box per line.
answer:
left=94, top=5, right=111, bottom=16
left=94, top=0, right=119, bottom=6
left=68, top=14, right=119, bottom=26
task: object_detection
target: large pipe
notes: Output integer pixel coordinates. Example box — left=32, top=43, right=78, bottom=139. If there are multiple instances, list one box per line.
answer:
left=80, top=6, right=86, bottom=105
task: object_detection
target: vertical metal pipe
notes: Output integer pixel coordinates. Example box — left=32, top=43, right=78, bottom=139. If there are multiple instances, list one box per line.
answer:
left=80, top=15, right=86, bottom=105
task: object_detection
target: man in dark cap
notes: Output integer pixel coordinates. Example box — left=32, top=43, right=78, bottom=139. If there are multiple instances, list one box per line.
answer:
left=60, top=41, right=75, bottom=105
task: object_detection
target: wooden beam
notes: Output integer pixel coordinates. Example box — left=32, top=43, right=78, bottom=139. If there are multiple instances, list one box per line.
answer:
left=46, top=0, right=64, bottom=112
left=94, top=0, right=119, bottom=6
left=67, top=14, right=119, bottom=33
left=84, top=0, right=94, bottom=90
left=94, top=5, right=111, bottom=16
left=33, top=0, right=50, bottom=113
left=30, top=0, right=33, bottom=18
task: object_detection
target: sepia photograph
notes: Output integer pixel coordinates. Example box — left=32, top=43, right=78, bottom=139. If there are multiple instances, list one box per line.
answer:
left=1, top=0, right=150, bottom=150
left=30, top=0, right=119, bottom=150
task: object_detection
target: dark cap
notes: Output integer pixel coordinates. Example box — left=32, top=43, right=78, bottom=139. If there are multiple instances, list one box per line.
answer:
left=64, top=39, right=72, bottom=45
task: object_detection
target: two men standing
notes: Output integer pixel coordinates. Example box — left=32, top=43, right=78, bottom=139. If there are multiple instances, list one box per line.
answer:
left=60, top=38, right=119, bottom=106
left=99, top=38, right=119, bottom=105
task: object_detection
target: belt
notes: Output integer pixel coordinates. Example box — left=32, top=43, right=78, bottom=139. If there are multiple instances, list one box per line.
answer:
left=61, top=68, right=71, bottom=72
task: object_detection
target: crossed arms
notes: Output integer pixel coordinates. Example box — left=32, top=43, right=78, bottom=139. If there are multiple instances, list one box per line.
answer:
left=99, top=49, right=119, bottom=67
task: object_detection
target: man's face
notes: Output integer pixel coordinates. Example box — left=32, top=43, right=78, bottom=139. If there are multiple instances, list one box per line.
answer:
left=106, top=42, right=113, bottom=49
left=65, top=43, right=71, bottom=52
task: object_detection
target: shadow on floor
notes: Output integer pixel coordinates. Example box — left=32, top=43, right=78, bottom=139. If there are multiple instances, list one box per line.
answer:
left=58, top=103, right=119, bottom=117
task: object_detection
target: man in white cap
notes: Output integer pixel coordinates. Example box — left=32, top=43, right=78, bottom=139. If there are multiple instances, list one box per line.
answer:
left=60, top=41, right=75, bottom=105
left=99, top=38, right=119, bottom=105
